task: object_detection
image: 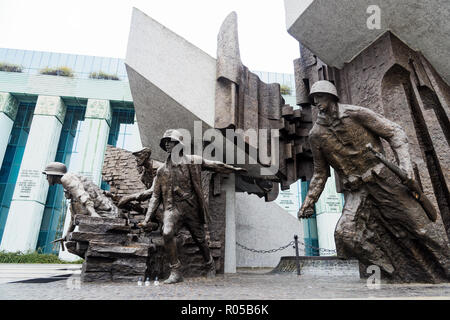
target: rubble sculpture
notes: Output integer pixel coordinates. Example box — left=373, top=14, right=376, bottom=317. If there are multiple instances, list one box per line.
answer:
left=48, top=145, right=228, bottom=282
left=133, top=147, right=155, bottom=189
left=298, top=80, right=450, bottom=283
left=115, top=147, right=160, bottom=215
left=57, top=147, right=159, bottom=282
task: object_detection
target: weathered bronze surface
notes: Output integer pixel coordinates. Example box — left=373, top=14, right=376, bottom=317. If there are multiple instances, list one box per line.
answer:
left=43, top=162, right=120, bottom=240
left=366, top=144, right=438, bottom=222
left=295, top=33, right=450, bottom=240
left=57, top=145, right=227, bottom=282
left=215, top=12, right=315, bottom=197
left=132, top=147, right=155, bottom=189
left=298, top=80, right=450, bottom=283
left=138, top=129, right=244, bottom=284
left=113, top=147, right=160, bottom=214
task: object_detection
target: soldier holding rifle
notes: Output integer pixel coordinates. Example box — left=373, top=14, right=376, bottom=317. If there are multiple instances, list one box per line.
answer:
left=119, top=129, right=245, bottom=284
left=298, top=80, right=449, bottom=282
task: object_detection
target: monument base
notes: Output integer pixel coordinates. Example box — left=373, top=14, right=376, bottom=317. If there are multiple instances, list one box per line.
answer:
left=271, top=256, right=359, bottom=277
left=66, top=215, right=224, bottom=282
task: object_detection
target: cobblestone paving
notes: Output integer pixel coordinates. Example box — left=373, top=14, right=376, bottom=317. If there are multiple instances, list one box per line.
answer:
left=0, top=268, right=449, bottom=300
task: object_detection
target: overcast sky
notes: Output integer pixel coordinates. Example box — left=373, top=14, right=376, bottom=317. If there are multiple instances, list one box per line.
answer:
left=0, top=0, right=309, bottom=74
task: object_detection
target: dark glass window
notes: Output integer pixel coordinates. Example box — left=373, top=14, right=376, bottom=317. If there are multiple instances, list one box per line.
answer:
left=107, top=108, right=135, bottom=147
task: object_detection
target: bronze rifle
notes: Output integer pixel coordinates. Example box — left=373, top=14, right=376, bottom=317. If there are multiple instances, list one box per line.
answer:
left=366, top=144, right=437, bottom=222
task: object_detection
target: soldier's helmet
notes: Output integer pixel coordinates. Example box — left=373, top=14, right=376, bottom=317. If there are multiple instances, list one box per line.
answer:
left=132, top=147, right=152, bottom=156
left=159, top=129, right=185, bottom=151
left=42, top=162, right=67, bottom=176
left=132, top=147, right=152, bottom=165
left=309, top=80, right=339, bottom=101
left=132, top=147, right=151, bottom=158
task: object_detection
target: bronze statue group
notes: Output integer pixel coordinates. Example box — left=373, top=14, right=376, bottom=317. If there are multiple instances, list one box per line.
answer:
left=43, top=80, right=450, bottom=284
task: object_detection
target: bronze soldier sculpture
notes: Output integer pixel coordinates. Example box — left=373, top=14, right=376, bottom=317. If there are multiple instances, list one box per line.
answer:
left=43, top=162, right=119, bottom=241
left=298, top=80, right=450, bottom=282
left=132, top=147, right=154, bottom=189
left=126, top=129, right=244, bottom=284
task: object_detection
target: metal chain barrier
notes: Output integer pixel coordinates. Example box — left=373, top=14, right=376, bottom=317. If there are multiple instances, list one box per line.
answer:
left=236, top=240, right=295, bottom=254
left=298, top=239, right=337, bottom=254
left=236, top=236, right=337, bottom=255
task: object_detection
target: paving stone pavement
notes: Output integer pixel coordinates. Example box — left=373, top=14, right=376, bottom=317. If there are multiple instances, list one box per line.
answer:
left=0, top=264, right=82, bottom=284
left=0, top=265, right=449, bottom=299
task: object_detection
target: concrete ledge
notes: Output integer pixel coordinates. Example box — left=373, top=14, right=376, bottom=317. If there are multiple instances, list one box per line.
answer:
left=272, top=256, right=360, bottom=277
left=0, top=71, right=132, bottom=102
left=285, top=0, right=450, bottom=85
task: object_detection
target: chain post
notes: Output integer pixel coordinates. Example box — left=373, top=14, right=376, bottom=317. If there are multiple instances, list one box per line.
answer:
left=235, top=238, right=337, bottom=256
left=294, top=235, right=301, bottom=276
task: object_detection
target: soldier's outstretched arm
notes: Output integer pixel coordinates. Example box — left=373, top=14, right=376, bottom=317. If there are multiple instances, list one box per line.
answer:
left=350, top=107, right=413, bottom=179
left=142, top=174, right=162, bottom=225
left=298, top=135, right=330, bottom=219
left=118, top=178, right=155, bottom=208
left=201, top=157, right=246, bottom=174
left=136, top=187, right=153, bottom=201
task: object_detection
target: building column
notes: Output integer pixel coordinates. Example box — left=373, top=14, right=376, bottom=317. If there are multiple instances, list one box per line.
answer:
left=59, top=99, right=112, bottom=261
left=0, top=92, right=19, bottom=166
left=0, top=96, right=66, bottom=252
left=314, top=168, right=343, bottom=256
left=301, top=180, right=319, bottom=256
left=69, top=99, right=112, bottom=185
left=224, top=173, right=236, bottom=273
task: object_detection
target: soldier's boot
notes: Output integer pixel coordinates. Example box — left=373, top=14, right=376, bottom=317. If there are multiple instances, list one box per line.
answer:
left=164, top=260, right=183, bottom=284
left=205, top=256, right=216, bottom=278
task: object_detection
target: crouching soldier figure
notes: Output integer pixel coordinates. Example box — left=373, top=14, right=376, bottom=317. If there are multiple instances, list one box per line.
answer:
left=134, top=129, right=244, bottom=284
left=43, top=162, right=120, bottom=241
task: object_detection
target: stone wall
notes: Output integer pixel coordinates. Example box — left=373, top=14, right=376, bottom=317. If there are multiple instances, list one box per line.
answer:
left=102, top=144, right=148, bottom=199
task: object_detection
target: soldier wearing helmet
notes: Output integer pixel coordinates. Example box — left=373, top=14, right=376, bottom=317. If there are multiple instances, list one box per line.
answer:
left=298, top=80, right=449, bottom=281
left=132, top=147, right=154, bottom=189
left=43, top=162, right=119, bottom=240
left=116, top=147, right=158, bottom=212
left=135, top=129, right=244, bottom=284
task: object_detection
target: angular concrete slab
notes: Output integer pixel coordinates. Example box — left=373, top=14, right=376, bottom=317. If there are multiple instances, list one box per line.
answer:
left=125, top=65, right=211, bottom=162
left=125, top=8, right=216, bottom=161
left=284, top=0, right=450, bottom=85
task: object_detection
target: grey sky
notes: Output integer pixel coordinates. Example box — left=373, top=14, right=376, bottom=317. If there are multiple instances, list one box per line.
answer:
left=0, top=0, right=308, bottom=74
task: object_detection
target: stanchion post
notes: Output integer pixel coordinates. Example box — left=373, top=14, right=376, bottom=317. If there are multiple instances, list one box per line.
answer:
left=294, top=235, right=301, bottom=276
